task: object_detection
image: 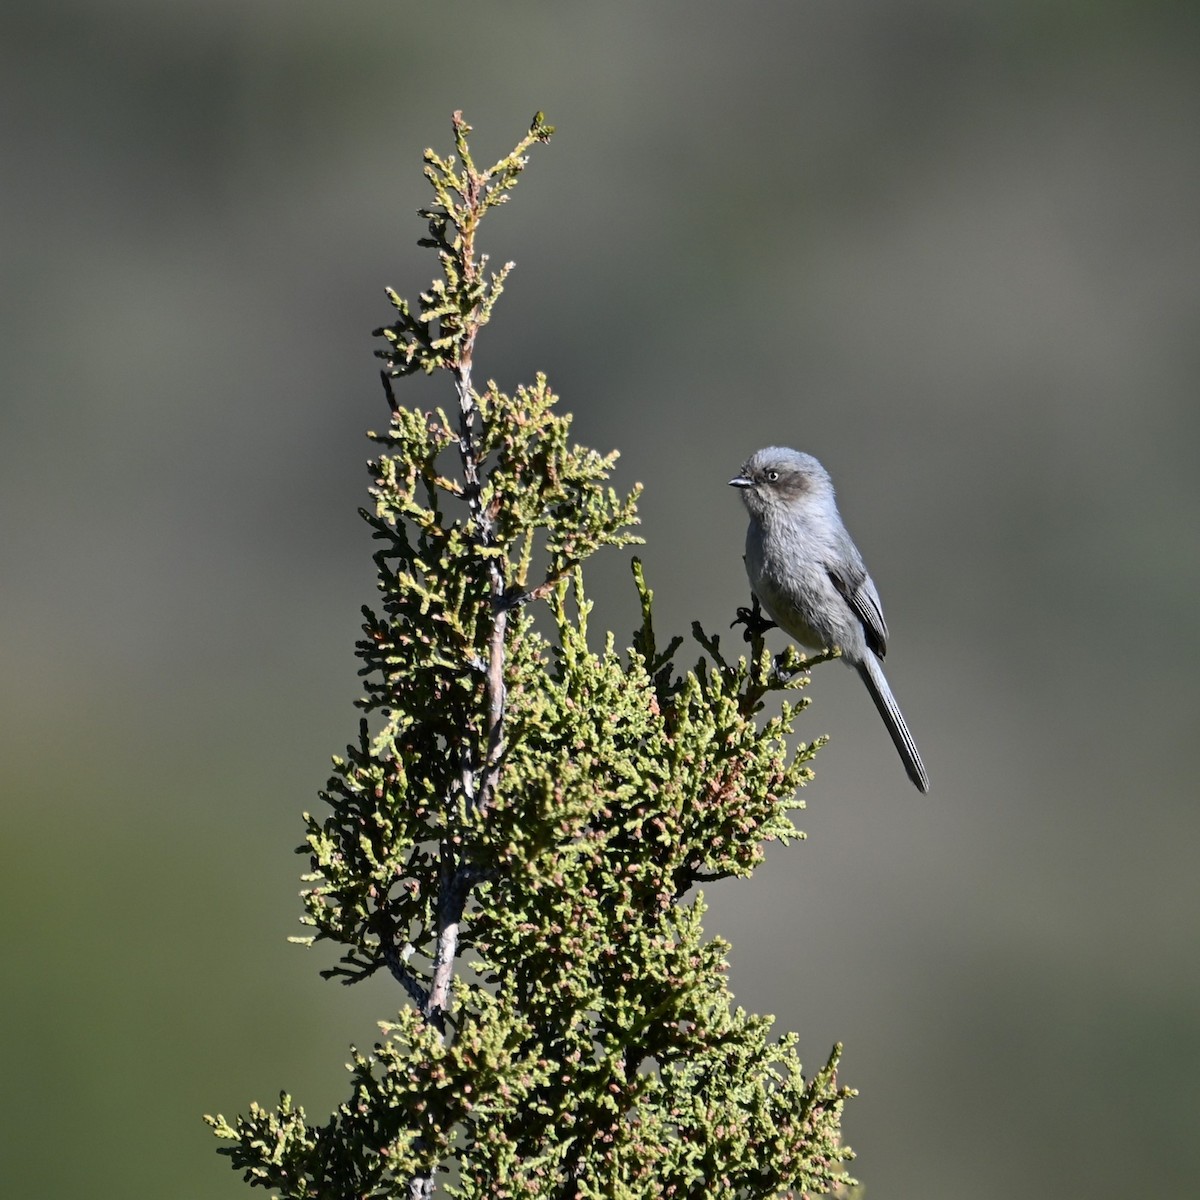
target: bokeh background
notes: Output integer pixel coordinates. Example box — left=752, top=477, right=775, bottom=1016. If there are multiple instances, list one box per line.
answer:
left=4, top=2, right=1198, bottom=1196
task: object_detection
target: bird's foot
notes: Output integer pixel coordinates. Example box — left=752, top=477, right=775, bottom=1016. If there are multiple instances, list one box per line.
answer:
left=731, top=597, right=777, bottom=642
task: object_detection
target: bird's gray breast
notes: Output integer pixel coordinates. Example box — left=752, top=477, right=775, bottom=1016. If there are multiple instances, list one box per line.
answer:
left=744, top=516, right=834, bottom=650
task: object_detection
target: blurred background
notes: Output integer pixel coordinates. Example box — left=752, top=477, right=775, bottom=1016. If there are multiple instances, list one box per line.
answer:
left=3, top=1, right=1198, bottom=1196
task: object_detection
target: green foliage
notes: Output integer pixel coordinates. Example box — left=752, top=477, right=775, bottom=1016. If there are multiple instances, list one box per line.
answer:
left=207, top=113, right=855, bottom=1199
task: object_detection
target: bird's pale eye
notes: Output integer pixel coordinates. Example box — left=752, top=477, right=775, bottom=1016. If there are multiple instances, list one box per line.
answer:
left=766, top=470, right=779, bottom=482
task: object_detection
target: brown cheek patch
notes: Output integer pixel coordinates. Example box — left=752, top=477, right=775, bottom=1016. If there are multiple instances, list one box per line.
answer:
left=778, top=473, right=810, bottom=501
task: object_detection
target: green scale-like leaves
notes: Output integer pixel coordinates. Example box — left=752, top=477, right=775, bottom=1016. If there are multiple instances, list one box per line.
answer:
left=208, top=113, right=855, bottom=1200
left=297, top=377, right=644, bottom=988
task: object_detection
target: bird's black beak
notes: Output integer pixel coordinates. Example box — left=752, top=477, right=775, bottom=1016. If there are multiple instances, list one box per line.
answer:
left=729, top=475, right=752, bottom=489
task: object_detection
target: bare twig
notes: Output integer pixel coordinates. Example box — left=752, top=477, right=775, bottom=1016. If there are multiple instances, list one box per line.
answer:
left=426, top=851, right=469, bottom=1026
left=379, top=368, right=400, bottom=415
left=381, top=937, right=430, bottom=1012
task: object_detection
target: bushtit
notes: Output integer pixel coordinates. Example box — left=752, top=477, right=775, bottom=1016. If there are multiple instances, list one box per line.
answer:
left=730, top=447, right=929, bottom=792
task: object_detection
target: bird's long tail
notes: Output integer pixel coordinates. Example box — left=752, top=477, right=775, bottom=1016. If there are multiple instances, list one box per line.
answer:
left=856, top=654, right=930, bottom=793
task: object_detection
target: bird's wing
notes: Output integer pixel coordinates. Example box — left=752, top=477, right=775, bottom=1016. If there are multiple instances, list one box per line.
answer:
left=827, top=563, right=889, bottom=658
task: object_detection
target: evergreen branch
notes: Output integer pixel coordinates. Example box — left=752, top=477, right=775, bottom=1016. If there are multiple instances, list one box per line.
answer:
left=454, top=354, right=509, bottom=818
left=214, top=114, right=855, bottom=1200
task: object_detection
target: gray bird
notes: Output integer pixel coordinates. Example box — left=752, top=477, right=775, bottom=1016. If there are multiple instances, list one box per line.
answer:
left=730, top=447, right=929, bottom=792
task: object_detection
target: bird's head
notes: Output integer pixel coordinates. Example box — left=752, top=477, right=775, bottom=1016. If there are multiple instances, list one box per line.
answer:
left=729, top=447, right=833, bottom=519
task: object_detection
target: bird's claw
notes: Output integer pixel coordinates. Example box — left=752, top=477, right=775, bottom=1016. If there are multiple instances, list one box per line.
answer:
left=731, top=598, right=777, bottom=642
